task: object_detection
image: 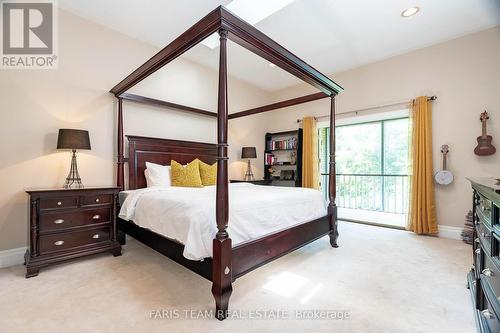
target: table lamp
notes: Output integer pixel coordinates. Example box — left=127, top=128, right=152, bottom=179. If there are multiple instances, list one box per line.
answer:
left=57, top=129, right=91, bottom=188
left=241, top=146, right=257, bottom=181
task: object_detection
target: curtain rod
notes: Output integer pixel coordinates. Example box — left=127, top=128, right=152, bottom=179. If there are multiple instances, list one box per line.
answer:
left=296, top=96, right=437, bottom=123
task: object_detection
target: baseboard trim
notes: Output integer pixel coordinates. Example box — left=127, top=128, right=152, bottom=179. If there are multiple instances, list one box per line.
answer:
left=438, top=225, right=462, bottom=240
left=0, top=247, right=27, bottom=268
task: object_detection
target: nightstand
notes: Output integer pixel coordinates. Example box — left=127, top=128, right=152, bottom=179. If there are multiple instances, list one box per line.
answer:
left=230, top=179, right=273, bottom=186
left=24, top=187, right=122, bottom=278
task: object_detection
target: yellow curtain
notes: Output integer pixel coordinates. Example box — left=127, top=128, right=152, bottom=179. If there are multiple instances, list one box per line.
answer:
left=302, top=117, right=320, bottom=190
left=407, top=96, right=438, bottom=234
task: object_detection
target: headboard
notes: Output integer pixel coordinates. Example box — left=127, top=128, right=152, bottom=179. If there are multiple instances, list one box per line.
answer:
left=127, top=135, right=218, bottom=190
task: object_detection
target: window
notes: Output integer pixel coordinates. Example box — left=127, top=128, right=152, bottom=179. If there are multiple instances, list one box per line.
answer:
left=319, top=116, right=409, bottom=224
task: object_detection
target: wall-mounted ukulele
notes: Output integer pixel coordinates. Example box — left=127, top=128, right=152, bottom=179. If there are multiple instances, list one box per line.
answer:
left=474, top=110, right=496, bottom=156
left=435, top=145, right=454, bottom=185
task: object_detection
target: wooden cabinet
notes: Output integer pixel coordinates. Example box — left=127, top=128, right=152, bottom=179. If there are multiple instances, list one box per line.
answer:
left=467, top=178, right=500, bottom=332
left=25, top=187, right=122, bottom=278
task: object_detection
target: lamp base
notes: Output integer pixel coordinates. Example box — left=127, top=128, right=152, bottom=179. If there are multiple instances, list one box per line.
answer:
left=243, top=159, right=255, bottom=181
left=64, top=150, right=84, bottom=189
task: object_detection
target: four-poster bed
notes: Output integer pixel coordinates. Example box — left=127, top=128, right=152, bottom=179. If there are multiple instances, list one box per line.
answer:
left=110, top=6, right=343, bottom=320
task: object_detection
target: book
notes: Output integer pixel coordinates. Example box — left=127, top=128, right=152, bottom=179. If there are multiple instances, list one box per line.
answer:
left=267, top=136, right=297, bottom=150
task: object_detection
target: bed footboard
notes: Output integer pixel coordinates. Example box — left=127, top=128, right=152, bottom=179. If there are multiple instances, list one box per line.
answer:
left=231, top=214, right=332, bottom=279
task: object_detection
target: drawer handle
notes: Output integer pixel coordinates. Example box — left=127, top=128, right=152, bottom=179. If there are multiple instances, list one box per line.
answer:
left=57, top=201, right=62, bottom=206
left=482, top=268, right=494, bottom=277
left=54, top=240, right=64, bottom=246
left=92, top=215, right=100, bottom=220
left=481, top=232, right=491, bottom=238
left=95, top=198, right=100, bottom=203
left=92, top=234, right=100, bottom=239
left=481, top=309, right=494, bottom=319
left=475, top=248, right=481, bottom=254
left=53, top=219, right=64, bottom=224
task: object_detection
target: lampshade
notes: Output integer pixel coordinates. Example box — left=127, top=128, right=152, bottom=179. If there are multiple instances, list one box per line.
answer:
left=57, top=129, right=91, bottom=150
left=241, top=146, right=257, bottom=159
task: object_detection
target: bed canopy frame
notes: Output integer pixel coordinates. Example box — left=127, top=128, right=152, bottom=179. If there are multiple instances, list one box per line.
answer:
left=111, top=6, right=343, bottom=320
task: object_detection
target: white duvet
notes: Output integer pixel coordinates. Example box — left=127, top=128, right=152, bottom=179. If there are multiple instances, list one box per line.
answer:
left=119, top=183, right=327, bottom=260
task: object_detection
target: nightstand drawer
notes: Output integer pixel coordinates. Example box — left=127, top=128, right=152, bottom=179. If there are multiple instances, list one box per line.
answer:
left=39, top=207, right=111, bottom=232
left=80, top=194, right=112, bottom=206
left=39, top=196, right=78, bottom=210
left=39, top=227, right=110, bottom=254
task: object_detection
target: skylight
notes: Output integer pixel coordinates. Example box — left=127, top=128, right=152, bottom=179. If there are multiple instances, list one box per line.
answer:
left=201, top=0, right=296, bottom=49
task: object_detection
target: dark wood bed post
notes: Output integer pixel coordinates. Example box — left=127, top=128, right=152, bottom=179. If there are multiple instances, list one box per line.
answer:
left=116, top=97, right=126, bottom=245
left=328, top=95, right=339, bottom=247
left=212, top=28, right=232, bottom=321
left=117, top=97, right=125, bottom=190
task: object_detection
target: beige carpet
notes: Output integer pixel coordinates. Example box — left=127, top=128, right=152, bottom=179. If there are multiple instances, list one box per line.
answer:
left=0, top=222, right=474, bottom=333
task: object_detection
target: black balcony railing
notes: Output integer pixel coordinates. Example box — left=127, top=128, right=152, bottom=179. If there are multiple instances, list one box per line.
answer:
left=321, top=173, right=408, bottom=214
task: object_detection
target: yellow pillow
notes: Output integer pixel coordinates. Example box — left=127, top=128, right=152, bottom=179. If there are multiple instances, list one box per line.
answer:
left=171, top=159, right=203, bottom=187
left=198, top=159, right=217, bottom=186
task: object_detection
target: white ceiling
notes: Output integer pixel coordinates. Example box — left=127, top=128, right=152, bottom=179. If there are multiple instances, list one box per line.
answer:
left=60, top=0, right=500, bottom=92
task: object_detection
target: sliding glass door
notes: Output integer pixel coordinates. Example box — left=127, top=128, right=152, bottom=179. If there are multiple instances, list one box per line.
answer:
left=319, top=117, right=409, bottom=227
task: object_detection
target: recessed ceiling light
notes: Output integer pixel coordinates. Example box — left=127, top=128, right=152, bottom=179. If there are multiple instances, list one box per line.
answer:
left=201, top=0, right=296, bottom=49
left=269, top=63, right=276, bottom=68
left=401, top=6, right=420, bottom=17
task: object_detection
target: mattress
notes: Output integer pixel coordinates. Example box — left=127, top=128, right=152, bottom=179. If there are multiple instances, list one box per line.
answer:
left=119, top=183, right=328, bottom=260
left=119, top=190, right=134, bottom=206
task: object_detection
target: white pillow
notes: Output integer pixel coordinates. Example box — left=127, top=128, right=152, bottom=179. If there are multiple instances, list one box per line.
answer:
left=145, top=162, right=171, bottom=187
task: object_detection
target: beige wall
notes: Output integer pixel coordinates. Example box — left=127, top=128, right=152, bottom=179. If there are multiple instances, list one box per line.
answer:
left=0, top=9, right=271, bottom=251
left=243, top=27, right=500, bottom=229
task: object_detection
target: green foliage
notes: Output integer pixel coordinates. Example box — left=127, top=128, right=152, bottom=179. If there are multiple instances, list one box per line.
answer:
left=318, top=118, right=409, bottom=213
left=383, top=118, right=409, bottom=175
left=336, top=122, right=381, bottom=174
left=319, top=118, right=409, bottom=175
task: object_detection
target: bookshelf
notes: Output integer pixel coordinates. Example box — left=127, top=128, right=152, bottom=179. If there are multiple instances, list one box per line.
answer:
left=264, top=129, right=303, bottom=187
